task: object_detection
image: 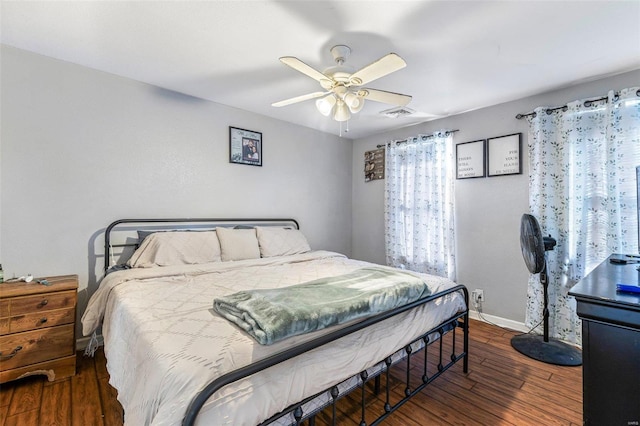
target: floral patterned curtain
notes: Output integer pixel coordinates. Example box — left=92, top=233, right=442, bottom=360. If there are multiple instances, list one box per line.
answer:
left=525, top=87, right=640, bottom=345
left=384, top=132, right=456, bottom=281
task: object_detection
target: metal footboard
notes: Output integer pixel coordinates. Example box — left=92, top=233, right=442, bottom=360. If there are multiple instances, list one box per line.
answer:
left=182, top=285, right=469, bottom=426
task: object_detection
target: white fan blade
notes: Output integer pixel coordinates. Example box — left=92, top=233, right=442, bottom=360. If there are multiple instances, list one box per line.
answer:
left=349, top=53, right=406, bottom=86
left=280, top=57, right=330, bottom=83
left=359, top=88, right=411, bottom=106
left=272, top=91, right=328, bottom=107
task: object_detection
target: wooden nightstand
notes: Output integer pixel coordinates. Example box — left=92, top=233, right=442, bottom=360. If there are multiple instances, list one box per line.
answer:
left=0, top=275, right=78, bottom=383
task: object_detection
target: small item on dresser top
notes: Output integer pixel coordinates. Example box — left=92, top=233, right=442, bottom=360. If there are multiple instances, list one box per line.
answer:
left=616, top=284, right=640, bottom=294
left=0, top=263, right=3, bottom=283
left=4, top=274, right=34, bottom=283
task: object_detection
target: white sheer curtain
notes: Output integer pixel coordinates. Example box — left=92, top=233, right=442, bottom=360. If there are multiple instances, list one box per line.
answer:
left=525, top=87, right=640, bottom=345
left=384, top=132, right=456, bottom=280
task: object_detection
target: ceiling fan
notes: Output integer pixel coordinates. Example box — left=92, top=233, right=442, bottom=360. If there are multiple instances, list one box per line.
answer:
left=272, top=45, right=412, bottom=122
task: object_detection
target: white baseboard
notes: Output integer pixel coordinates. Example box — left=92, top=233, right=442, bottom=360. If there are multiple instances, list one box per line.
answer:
left=468, top=309, right=529, bottom=333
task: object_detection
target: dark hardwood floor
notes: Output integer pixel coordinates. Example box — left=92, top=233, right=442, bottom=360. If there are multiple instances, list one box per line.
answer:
left=0, top=319, right=582, bottom=425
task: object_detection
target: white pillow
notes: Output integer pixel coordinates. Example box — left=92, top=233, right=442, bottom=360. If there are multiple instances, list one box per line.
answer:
left=127, top=231, right=221, bottom=268
left=216, top=227, right=261, bottom=261
left=255, top=226, right=311, bottom=257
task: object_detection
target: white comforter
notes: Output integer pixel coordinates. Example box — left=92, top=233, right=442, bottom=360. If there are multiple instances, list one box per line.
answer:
left=82, top=251, right=465, bottom=426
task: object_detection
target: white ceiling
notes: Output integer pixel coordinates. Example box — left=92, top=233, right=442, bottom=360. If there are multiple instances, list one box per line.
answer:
left=2, top=1, right=639, bottom=139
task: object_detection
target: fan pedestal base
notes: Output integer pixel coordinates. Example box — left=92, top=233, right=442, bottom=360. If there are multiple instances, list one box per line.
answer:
left=511, top=334, right=582, bottom=366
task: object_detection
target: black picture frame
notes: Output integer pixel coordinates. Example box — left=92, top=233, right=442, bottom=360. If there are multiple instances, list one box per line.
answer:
left=487, top=133, right=522, bottom=177
left=229, top=126, right=262, bottom=167
left=364, top=148, right=385, bottom=182
left=456, top=139, right=486, bottom=179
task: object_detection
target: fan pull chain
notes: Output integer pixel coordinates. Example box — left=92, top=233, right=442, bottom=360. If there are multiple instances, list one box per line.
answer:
left=338, top=120, right=350, bottom=137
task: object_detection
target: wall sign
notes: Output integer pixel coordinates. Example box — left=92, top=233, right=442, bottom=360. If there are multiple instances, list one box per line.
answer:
left=487, top=133, right=522, bottom=177
left=229, top=126, right=262, bottom=167
left=364, top=148, right=385, bottom=182
left=456, top=140, right=486, bottom=179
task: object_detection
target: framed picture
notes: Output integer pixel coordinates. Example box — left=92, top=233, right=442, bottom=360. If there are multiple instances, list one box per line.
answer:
left=456, top=140, right=485, bottom=179
left=487, top=133, right=522, bottom=177
left=364, top=148, right=385, bottom=182
left=229, top=126, right=262, bottom=166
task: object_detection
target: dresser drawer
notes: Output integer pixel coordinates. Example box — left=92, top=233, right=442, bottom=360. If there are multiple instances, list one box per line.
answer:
left=0, top=317, right=9, bottom=335
left=10, top=290, right=76, bottom=315
left=0, top=324, right=75, bottom=371
left=6, top=307, right=75, bottom=334
left=0, top=299, right=9, bottom=317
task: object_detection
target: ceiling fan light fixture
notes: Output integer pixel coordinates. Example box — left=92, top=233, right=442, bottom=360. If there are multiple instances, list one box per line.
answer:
left=344, top=92, right=365, bottom=112
left=333, top=99, right=351, bottom=122
left=350, top=98, right=365, bottom=113
left=316, top=94, right=336, bottom=116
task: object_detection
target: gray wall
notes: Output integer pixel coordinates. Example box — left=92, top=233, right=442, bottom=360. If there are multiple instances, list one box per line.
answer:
left=0, top=46, right=352, bottom=336
left=352, top=69, right=640, bottom=323
left=2, top=43, right=638, bottom=333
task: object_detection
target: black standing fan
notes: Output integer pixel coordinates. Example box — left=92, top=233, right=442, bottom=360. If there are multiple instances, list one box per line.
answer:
left=511, top=214, right=582, bottom=366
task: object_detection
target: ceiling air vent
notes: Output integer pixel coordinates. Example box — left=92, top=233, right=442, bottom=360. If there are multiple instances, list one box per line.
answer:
left=380, top=107, right=415, bottom=118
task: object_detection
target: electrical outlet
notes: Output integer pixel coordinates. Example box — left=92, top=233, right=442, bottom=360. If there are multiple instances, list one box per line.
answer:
left=472, top=289, right=484, bottom=304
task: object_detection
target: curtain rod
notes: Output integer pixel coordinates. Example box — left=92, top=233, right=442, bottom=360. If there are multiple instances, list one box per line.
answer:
left=515, top=88, right=640, bottom=119
left=376, top=129, right=459, bottom=149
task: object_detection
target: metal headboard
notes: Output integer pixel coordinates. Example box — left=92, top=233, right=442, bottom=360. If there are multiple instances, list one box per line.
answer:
left=104, top=218, right=300, bottom=272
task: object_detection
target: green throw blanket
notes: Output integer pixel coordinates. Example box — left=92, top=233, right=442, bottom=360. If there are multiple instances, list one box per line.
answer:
left=213, top=267, right=431, bottom=345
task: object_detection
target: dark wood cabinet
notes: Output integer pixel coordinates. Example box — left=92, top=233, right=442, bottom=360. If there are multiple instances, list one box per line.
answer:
left=569, top=255, right=640, bottom=426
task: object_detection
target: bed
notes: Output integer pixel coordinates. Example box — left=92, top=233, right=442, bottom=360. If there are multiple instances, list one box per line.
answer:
left=82, top=218, right=469, bottom=426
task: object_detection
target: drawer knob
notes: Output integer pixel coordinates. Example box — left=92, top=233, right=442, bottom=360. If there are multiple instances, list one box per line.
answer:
left=39, top=317, right=48, bottom=324
left=38, top=299, right=49, bottom=307
left=0, top=345, right=23, bottom=361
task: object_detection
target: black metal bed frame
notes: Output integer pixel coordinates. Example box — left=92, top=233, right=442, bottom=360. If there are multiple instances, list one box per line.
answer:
left=104, top=218, right=469, bottom=426
left=104, top=217, right=300, bottom=272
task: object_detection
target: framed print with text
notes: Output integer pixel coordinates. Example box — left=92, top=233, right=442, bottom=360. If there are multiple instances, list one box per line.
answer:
left=229, top=126, right=262, bottom=167
left=456, top=140, right=486, bottom=179
left=487, top=133, right=521, bottom=177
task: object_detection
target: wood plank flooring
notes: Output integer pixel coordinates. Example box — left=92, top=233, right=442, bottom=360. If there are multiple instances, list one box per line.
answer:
left=0, top=319, right=582, bottom=425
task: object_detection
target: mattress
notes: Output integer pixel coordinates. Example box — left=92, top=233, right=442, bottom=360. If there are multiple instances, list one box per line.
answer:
left=82, top=251, right=466, bottom=425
